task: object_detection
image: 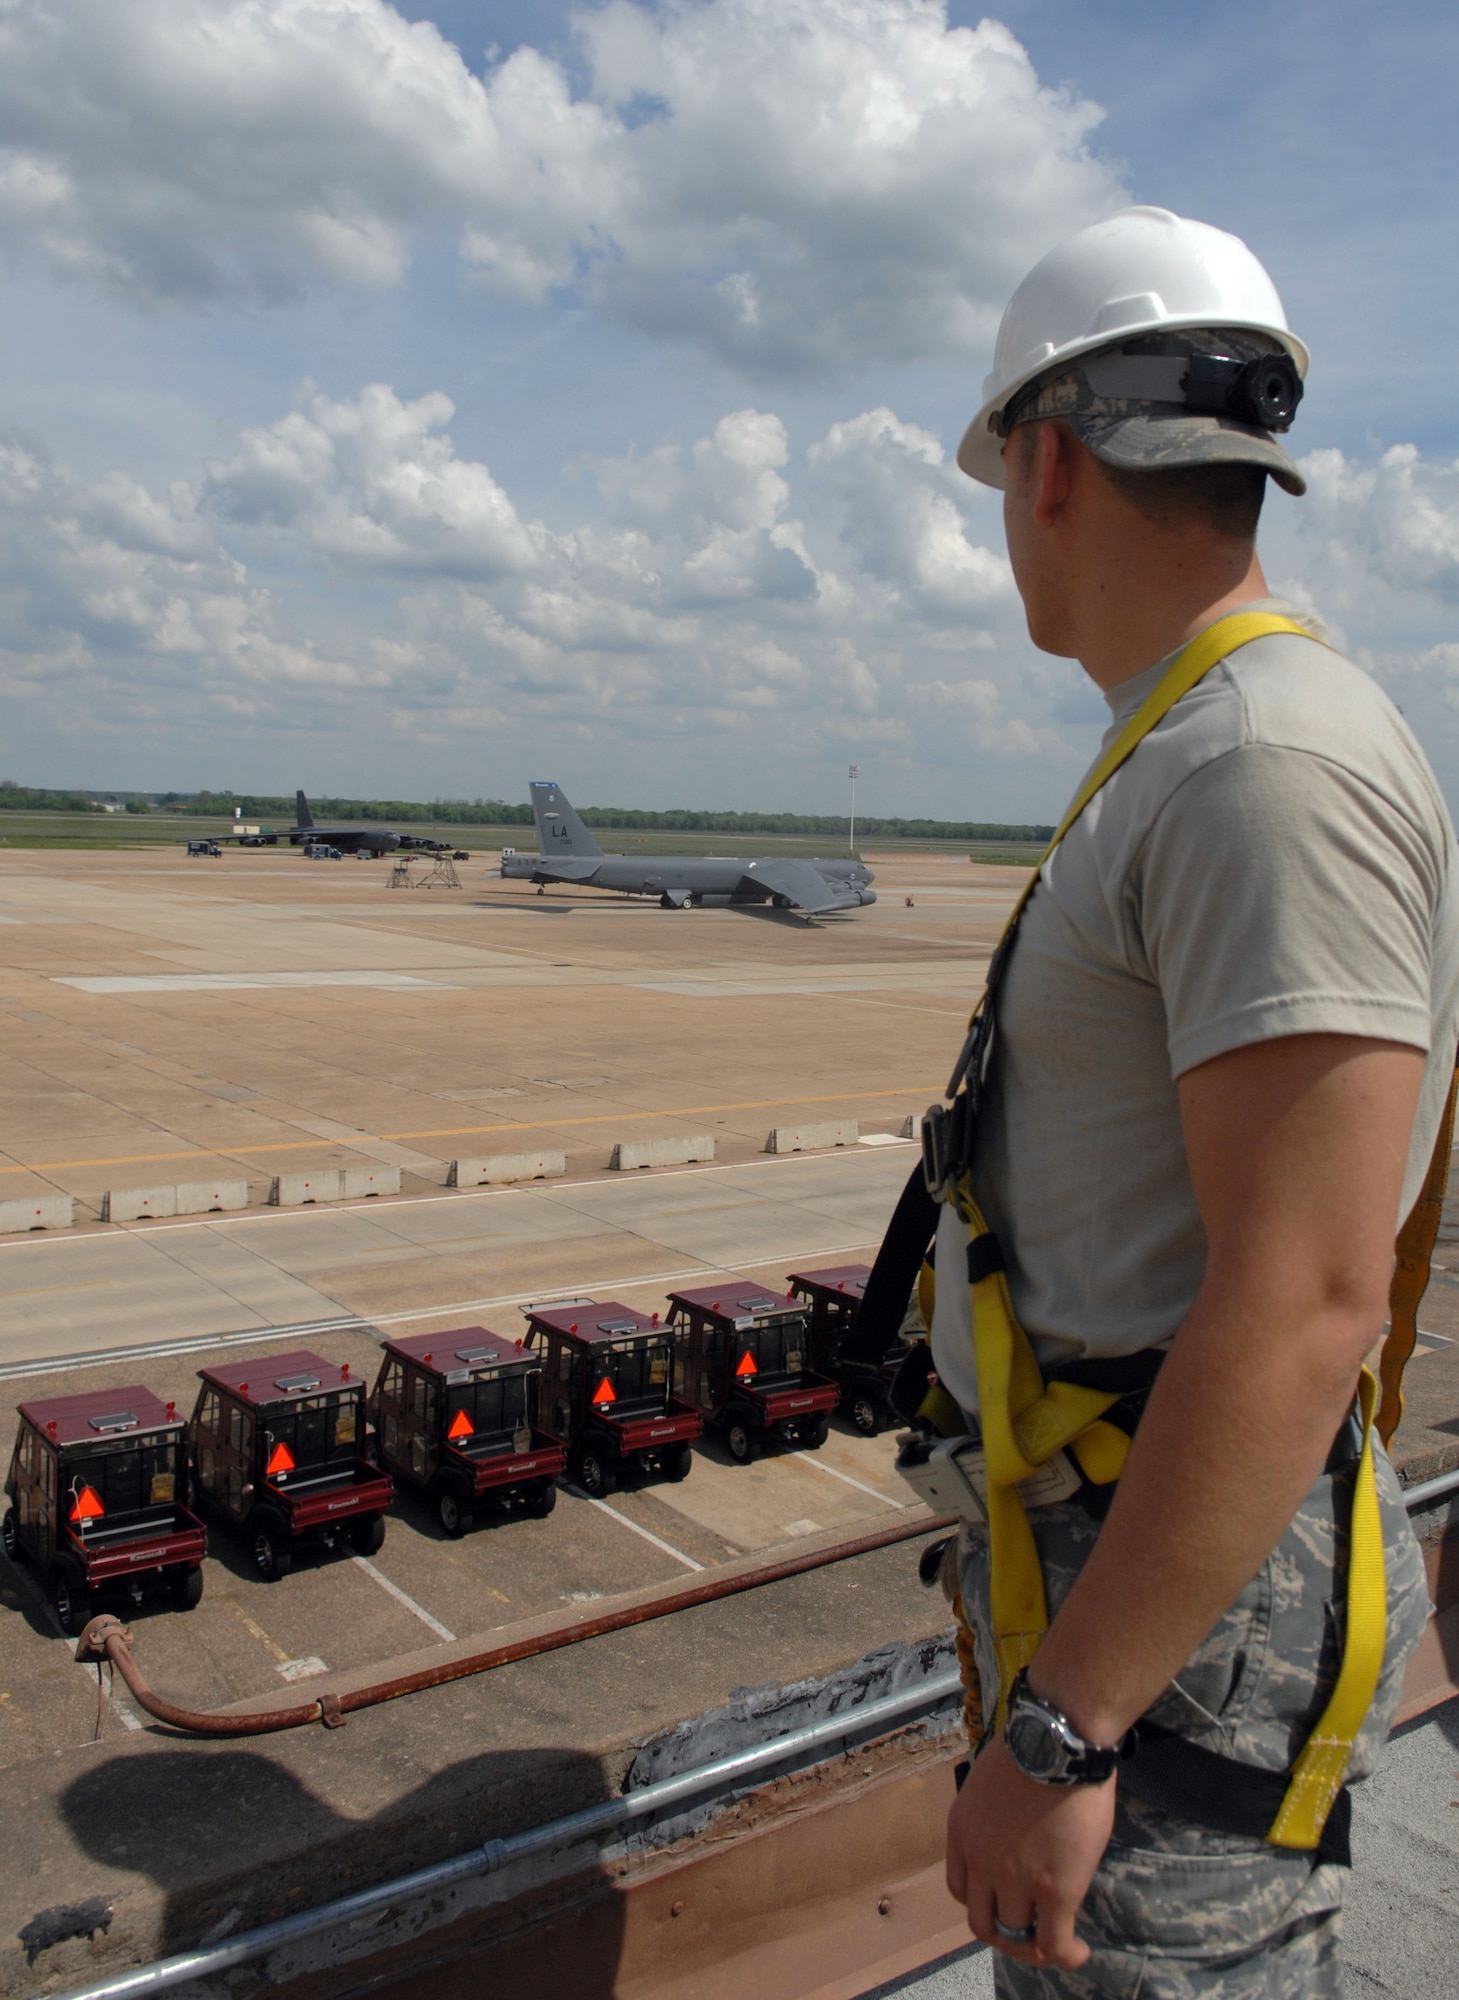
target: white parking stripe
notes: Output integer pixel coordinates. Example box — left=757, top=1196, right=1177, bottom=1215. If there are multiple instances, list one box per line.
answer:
left=350, top=1556, right=456, bottom=1641
left=797, top=1454, right=904, bottom=1506
left=577, top=1495, right=704, bottom=1572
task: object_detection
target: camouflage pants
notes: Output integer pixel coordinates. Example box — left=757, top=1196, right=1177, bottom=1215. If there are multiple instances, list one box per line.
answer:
left=956, top=1440, right=1431, bottom=1999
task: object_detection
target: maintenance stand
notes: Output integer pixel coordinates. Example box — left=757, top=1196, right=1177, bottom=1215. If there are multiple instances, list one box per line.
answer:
left=787, top=1262, right=921, bottom=1436
left=665, top=1284, right=840, bottom=1463
left=369, top=1326, right=565, bottom=1537
left=520, top=1300, right=701, bottom=1496
left=3, top=1386, right=205, bottom=1635
left=186, top=1351, right=392, bottom=1580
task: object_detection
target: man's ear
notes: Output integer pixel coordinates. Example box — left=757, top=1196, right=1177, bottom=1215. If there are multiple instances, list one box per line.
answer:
left=1030, top=420, right=1074, bottom=529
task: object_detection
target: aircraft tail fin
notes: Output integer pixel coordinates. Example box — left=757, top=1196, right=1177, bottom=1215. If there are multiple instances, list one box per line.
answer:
left=295, top=789, right=314, bottom=830
left=530, top=782, right=603, bottom=859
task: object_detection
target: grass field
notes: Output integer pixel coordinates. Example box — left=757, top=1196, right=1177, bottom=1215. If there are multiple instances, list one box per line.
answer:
left=0, top=812, right=1044, bottom=864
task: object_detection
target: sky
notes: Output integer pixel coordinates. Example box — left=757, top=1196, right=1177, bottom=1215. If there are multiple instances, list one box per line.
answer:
left=1, top=0, right=1457, bottom=821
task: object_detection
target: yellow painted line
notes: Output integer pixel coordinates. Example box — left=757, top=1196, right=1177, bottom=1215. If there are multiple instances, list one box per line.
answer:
left=0, top=1085, right=935, bottom=1177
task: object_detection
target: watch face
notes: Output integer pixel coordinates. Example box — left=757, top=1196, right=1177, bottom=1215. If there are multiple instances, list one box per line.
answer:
left=1007, top=1710, right=1061, bottom=1778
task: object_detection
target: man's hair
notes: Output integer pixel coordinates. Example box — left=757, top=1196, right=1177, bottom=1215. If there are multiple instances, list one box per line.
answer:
left=1097, top=459, right=1267, bottom=540
left=1012, top=419, right=1267, bottom=540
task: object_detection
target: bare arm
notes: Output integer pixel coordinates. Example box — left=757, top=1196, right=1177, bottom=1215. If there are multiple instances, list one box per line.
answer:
left=946, top=1031, right=1424, bottom=1968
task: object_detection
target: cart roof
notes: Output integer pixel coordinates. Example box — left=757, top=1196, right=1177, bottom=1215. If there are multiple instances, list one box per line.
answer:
left=524, top=1300, right=663, bottom=1343
left=196, top=1349, right=360, bottom=1408
left=18, top=1384, right=181, bottom=1447
left=668, top=1283, right=805, bottom=1322
left=382, top=1326, right=532, bottom=1375
left=785, top=1263, right=872, bottom=1299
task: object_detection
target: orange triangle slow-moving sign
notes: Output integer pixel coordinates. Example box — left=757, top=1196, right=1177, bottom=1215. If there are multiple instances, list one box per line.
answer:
left=70, top=1485, right=104, bottom=1522
left=735, top=1350, right=757, bottom=1378
left=591, top=1376, right=616, bottom=1407
left=266, top=1440, right=295, bottom=1476
left=447, top=1408, right=473, bottom=1440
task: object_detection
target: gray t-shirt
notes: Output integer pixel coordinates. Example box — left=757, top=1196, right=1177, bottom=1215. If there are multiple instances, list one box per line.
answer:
left=931, top=604, right=1459, bottom=1411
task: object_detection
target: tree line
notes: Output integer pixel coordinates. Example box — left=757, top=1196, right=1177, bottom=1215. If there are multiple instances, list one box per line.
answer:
left=0, top=782, right=1052, bottom=842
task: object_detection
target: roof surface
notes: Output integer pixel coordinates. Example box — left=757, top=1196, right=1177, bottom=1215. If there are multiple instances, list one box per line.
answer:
left=196, top=1349, right=360, bottom=1408
left=18, top=1384, right=180, bottom=1447
left=383, top=1326, right=532, bottom=1373
left=786, top=1263, right=872, bottom=1298
left=669, top=1283, right=805, bottom=1319
left=525, top=1300, right=663, bottom=1343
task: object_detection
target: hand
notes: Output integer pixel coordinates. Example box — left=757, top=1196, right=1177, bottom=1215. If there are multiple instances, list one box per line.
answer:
left=945, top=1733, right=1114, bottom=1970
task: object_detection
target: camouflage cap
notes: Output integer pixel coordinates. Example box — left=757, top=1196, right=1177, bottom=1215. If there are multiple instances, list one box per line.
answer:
left=1002, top=328, right=1307, bottom=497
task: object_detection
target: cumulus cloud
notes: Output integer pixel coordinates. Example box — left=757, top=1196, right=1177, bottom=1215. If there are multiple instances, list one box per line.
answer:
left=0, top=382, right=1061, bottom=789
left=0, top=0, right=1125, bottom=373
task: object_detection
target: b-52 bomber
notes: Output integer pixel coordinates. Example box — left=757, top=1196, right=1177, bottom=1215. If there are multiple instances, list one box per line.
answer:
left=227, top=793, right=454, bottom=856
left=500, top=783, right=876, bottom=917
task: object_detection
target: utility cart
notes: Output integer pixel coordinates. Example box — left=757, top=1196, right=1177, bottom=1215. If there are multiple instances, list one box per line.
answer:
left=187, top=1351, right=392, bottom=1580
left=664, top=1284, right=840, bottom=1463
left=3, top=1387, right=207, bottom=1635
left=369, top=1327, right=566, bottom=1537
left=786, top=1262, right=920, bottom=1435
left=520, top=1300, right=701, bottom=1497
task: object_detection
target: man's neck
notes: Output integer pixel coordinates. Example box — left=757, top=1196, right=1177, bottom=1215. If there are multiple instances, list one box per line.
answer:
left=1075, top=548, right=1271, bottom=695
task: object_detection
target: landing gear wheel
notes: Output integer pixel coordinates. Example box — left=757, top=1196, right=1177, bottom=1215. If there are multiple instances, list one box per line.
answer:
left=663, top=1443, right=694, bottom=1483
left=726, top=1421, right=756, bottom=1465
left=1, top=1508, right=18, bottom=1562
left=351, top=1513, right=386, bottom=1554
left=849, top=1392, right=881, bottom=1437
left=172, top=1565, right=204, bottom=1610
left=251, top=1525, right=292, bottom=1581
left=525, top=1478, right=558, bottom=1518
left=54, top=1574, right=92, bottom=1637
left=575, top=1446, right=616, bottom=1498
left=800, top=1413, right=830, bottom=1450
left=437, top=1490, right=473, bottom=1539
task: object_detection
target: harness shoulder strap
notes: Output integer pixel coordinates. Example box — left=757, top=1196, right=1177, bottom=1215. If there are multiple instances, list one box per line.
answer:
left=1378, top=1063, right=1459, bottom=1448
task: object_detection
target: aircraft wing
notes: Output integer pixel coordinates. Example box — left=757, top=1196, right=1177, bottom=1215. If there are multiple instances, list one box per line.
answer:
left=739, top=858, right=861, bottom=914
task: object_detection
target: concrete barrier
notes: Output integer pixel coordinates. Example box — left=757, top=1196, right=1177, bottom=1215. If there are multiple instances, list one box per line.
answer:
left=449, top=1151, right=566, bottom=1188
left=341, top=1165, right=402, bottom=1199
left=270, top=1170, right=343, bottom=1206
left=609, top=1134, right=715, bottom=1171
left=102, top=1184, right=177, bottom=1222
left=0, top=1194, right=75, bottom=1235
left=101, top=1179, right=249, bottom=1222
left=764, top=1120, right=858, bottom=1154
left=176, top=1179, right=249, bottom=1215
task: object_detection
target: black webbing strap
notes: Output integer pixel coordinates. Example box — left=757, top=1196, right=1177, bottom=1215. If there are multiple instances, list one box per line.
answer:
left=841, top=1162, right=938, bottom=1366
left=1123, top=1722, right=1353, bottom=1867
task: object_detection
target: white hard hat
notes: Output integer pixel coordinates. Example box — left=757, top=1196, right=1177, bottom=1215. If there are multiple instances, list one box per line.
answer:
left=958, top=207, right=1309, bottom=491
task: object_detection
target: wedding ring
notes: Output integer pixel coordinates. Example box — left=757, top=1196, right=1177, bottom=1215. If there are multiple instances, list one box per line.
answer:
left=994, top=1916, right=1037, bottom=1944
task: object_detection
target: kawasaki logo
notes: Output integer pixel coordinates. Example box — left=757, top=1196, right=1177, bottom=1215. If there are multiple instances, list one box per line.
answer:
left=126, top=1548, right=169, bottom=1563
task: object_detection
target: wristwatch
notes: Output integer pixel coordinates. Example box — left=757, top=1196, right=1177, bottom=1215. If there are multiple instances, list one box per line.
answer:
left=1003, top=1670, right=1132, bottom=1785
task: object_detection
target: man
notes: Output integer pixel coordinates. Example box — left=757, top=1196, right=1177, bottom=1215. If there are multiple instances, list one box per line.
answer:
left=932, top=208, right=1459, bottom=1995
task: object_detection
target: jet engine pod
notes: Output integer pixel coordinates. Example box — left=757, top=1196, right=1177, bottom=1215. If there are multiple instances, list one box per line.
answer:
left=856, top=888, right=878, bottom=905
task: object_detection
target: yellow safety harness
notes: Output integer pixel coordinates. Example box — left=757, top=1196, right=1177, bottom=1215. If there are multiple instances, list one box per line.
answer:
left=933, top=609, right=1456, bottom=1852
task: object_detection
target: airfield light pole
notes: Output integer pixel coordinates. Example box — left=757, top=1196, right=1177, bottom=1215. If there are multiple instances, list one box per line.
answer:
left=848, top=764, right=859, bottom=856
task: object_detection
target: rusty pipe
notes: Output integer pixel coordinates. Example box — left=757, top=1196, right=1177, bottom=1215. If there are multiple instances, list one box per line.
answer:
left=76, top=1510, right=954, bottom=1738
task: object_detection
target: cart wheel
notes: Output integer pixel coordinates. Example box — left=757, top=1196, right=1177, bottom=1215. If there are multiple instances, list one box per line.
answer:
left=437, top=1489, right=473, bottom=1539
left=54, top=1573, right=92, bottom=1636
left=849, top=1393, right=881, bottom=1437
left=172, top=1565, right=204, bottom=1611
left=525, top=1479, right=558, bottom=1518
left=251, top=1524, right=293, bottom=1581
left=800, top=1413, right=830, bottom=1450
left=663, top=1443, right=694, bottom=1483
left=575, top=1445, right=616, bottom=1497
left=351, top=1513, right=386, bottom=1555
left=726, top=1421, right=756, bottom=1465
left=1, top=1508, right=19, bottom=1562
